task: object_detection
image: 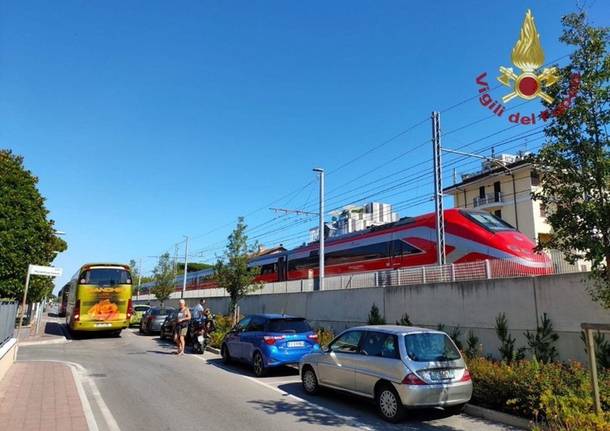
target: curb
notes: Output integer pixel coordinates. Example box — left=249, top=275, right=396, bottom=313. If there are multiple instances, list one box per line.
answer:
left=18, top=338, right=71, bottom=347
left=464, top=404, right=531, bottom=430
left=206, top=346, right=220, bottom=355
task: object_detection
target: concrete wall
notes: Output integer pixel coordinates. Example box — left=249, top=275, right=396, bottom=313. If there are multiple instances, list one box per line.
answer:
left=149, top=273, right=610, bottom=363
left=0, top=339, right=17, bottom=382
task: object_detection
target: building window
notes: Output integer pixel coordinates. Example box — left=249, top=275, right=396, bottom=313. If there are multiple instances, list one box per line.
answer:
left=494, top=209, right=502, bottom=219
left=531, top=170, right=540, bottom=186
left=493, top=181, right=501, bottom=201
left=479, top=186, right=485, bottom=199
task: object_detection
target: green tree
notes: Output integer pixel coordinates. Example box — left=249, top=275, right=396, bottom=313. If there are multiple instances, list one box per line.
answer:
left=367, top=303, right=385, bottom=325
left=533, top=13, right=610, bottom=307
left=495, top=312, right=526, bottom=363
left=395, top=313, right=412, bottom=326
left=0, top=150, right=67, bottom=301
left=214, top=217, right=260, bottom=313
left=524, top=313, right=559, bottom=363
left=151, top=253, right=175, bottom=306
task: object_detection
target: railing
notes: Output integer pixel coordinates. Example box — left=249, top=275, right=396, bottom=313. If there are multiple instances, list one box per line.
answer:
left=0, top=302, right=18, bottom=348
left=134, top=252, right=587, bottom=301
left=473, top=192, right=503, bottom=207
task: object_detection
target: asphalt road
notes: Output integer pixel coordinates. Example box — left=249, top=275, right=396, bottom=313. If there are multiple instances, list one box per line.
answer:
left=18, top=317, right=518, bottom=431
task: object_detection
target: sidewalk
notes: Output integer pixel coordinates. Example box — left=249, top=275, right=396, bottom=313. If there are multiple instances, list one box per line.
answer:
left=18, top=315, right=70, bottom=346
left=0, top=361, right=89, bottom=431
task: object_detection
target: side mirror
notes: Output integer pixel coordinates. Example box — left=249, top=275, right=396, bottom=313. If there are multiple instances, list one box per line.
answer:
left=321, top=345, right=331, bottom=353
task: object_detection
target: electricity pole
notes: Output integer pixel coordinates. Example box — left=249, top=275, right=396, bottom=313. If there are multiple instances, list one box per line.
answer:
left=181, top=236, right=189, bottom=299
left=137, top=257, right=142, bottom=300
left=432, top=112, right=446, bottom=266
left=313, top=168, right=325, bottom=290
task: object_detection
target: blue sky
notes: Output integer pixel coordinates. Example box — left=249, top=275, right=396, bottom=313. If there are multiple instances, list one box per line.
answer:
left=1, top=1, right=608, bottom=292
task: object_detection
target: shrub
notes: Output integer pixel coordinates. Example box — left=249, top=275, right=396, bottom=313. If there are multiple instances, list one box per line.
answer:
left=209, top=314, right=233, bottom=348
left=449, top=326, right=463, bottom=351
left=525, top=313, right=559, bottom=363
left=532, top=389, right=610, bottom=431
left=495, top=312, right=526, bottom=363
left=581, top=331, right=610, bottom=370
left=367, top=303, right=385, bottom=325
left=316, top=328, right=335, bottom=347
left=465, top=330, right=481, bottom=359
left=395, top=313, right=412, bottom=326
left=468, top=356, right=610, bottom=422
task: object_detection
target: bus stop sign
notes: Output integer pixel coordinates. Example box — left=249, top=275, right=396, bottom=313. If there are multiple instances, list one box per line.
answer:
left=29, top=264, right=63, bottom=277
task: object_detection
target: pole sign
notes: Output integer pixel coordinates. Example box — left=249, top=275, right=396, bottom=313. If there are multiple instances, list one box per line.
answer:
left=28, top=264, right=63, bottom=277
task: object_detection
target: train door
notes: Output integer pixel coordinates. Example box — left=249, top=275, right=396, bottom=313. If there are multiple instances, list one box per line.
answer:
left=278, top=256, right=288, bottom=281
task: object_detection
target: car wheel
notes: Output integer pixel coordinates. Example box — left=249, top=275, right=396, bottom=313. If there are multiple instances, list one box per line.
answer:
left=221, top=344, right=232, bottom=364
left=376, top=383, right=405, bottom=423
left=301, top=367, right=319, bottom=395
left=252, top=351, right=267, bottom=377
left=444, top=403, right=466, bottom=415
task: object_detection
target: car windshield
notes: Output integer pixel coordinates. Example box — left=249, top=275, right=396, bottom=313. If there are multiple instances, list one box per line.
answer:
left=134, top=306, right=149, bottom=312
left=266, top=318, right=311, bottom=333
left=404, top=333, right=461, bottom=362
left=80, top=268, right=131, bottom=286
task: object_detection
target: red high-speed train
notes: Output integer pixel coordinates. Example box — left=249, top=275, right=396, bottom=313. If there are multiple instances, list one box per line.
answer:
left=249, top=208, right=552, bottom=283
left=144, top=209, right=552, bottom=294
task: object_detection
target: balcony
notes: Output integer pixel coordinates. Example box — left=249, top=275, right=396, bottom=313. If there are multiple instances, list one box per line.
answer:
left=473, top=192, right=503, bottom=208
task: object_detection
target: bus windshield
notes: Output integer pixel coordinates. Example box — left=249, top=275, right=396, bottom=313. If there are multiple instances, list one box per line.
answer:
left=80, top=268, right=131, bottom=286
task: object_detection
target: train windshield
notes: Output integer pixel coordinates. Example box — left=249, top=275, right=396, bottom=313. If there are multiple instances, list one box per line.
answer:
left=463, top=211, right=515, bottom=232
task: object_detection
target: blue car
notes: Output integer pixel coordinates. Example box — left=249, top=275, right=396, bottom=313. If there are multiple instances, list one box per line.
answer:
left=221, top=314, right=320, bottom=377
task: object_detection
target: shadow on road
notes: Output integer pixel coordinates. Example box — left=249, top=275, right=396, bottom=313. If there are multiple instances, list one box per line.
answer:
left=43, top=321, right=66, bottom=337
left=247, top=395, right=463, bottom=431
left=205, top=357, right=299, bottom=378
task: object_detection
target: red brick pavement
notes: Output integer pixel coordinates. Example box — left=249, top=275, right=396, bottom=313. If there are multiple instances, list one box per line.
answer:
left=0, top=362, right=89, bottom=431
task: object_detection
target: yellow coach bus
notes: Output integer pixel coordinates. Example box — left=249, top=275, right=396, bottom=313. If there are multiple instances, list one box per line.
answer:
left=66, top=263, right=133, bottom=336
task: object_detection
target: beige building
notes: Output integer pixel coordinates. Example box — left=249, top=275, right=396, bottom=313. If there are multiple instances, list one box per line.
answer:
left=443, top=155, right=550, bottom=244
left=444, top=154, right=589, bottom=272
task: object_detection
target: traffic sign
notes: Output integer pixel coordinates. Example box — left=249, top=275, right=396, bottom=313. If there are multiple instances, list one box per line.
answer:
left=28, top=264, right=63, bottom=277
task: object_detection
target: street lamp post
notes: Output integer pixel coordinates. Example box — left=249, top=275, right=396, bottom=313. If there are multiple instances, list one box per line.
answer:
left=181, top=236, right=189, bottom=299
left=313, top=168, right=325, bottom=291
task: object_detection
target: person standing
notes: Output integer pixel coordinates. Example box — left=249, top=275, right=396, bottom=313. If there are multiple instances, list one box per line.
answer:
left=175, top=299, right=191, bottom=355
left=192, top=298, right=205, bottom=320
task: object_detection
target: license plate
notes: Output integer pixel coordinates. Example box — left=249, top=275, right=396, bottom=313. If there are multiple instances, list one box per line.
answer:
left=94, top=323, right=112, bottom=328
left=197, top=335, right=204, bottom=343
left=429, top=370, right=455, bottom=380
left=287, top=341, right=305, bottom=348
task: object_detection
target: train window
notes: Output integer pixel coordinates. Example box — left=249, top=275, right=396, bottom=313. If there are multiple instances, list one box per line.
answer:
left=288, top=254, right=317, bottom=271
left=260, top=263, right=277, bottom=274
left=463, top=211, right=514, bottom=232
left=392, top=240, right=420, bottom=256
left=326, top=242, right=390, bottom=265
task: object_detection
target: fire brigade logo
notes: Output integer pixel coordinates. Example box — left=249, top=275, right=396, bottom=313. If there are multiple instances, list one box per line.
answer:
left=497, top=9, right=559, bottom=103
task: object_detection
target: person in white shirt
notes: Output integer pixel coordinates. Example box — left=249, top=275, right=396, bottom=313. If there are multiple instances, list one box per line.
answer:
left=192, top=299, right=205, bottom=320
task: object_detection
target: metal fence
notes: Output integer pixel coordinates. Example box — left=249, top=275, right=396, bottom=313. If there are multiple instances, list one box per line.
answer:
left=135, top=251, right=589, bottom=301
left=0, top=302, right=18, bottom=348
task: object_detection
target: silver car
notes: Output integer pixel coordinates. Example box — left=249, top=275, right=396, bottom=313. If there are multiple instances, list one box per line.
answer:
left=299, top=325, right=472, bottom=422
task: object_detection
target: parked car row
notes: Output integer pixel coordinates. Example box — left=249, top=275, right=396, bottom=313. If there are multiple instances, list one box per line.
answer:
left=133, top=307, right=473, bottom=423
left=219, top=314, right=473, bottom=423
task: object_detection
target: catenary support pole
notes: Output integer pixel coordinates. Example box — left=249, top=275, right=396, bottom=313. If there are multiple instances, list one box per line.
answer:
left=432, top=112, right=446, bottom=265
left=181, top=236, right=189, bottom=299
left=313, top=168, right=325, bottom=290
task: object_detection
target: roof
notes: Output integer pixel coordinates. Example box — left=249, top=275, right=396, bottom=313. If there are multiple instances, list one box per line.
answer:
left=350, top=325, right=446, bottom=335
left=443, top=158, right=532, bottom=193
left=247, top=313, right=301, bottom=319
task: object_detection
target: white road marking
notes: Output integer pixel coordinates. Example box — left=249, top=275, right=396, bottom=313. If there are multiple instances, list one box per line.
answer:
left=190, top=354, right=374, bottom=431
left=21, top=359, right=121, bottom=431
